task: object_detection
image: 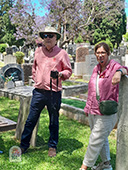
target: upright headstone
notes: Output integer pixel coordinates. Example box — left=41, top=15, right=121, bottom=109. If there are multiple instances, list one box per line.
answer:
left=21, top=45, right=28, bottom=57
left=68, top=44, right=76, bottom=56
left=125, top=54, right=128, bottom=67
left=74, top=47, right=89, bottom=78
left=21, top=45, right=29, bottom=63
left=6, top=47, right=13, bottom=55
left=4, top=47, right=16, bottom=65
left=116, top=76, right=128, bottom=170
left=12, top=45, right=19, bottom=53
left=21, top=63, right=33, bottom=84
left=83, top=49, right=98, bottom=81
left=0, top=63, right=24, bottom=88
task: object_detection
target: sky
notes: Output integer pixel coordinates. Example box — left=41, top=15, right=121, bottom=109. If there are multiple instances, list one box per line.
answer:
left=32, top=0, right=48, bottom=17
left=33, top=0, right=128, bottom=17
left=125, top=0, right=128, bottom=17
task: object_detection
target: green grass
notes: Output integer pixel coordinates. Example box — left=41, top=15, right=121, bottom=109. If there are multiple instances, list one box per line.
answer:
left=62, top=81, right=79, bottom=86
left=0, top=96, right=116, bottom=170
left=62, top=98, right=85, bottom=109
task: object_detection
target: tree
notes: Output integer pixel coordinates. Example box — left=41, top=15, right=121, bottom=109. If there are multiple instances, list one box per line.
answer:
left=84, top=1, right=126, bottom=48
left=0, top=0, right=17, bottom=45
left=9, top=0, right=125, bottom=47
left=42, top=0, right=125, bottom=47
left=9, top=0, right=46, bottom=47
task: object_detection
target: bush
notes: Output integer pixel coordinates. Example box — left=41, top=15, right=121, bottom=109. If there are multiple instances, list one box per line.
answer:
left=0, top=44, right=8, bottom=53
left=14, top=51, right=25, bottom=64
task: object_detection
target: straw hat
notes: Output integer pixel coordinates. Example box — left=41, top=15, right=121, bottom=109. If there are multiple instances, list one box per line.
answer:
left=39, top=26, right=61, bottom=40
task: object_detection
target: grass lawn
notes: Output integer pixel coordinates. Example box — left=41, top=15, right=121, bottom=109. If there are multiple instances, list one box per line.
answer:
left=0, top=97, right=117, bottom=170
left=62, top=98, right=85, bottom=109
left=62, top=81, right=79, bottom=86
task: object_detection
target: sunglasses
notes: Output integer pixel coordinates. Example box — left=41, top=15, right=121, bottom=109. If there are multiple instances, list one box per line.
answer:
left=42, top=34, right=55, bottom=39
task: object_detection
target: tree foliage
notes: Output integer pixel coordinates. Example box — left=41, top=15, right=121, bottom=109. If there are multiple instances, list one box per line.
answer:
left=0, top=0, right=19, bottom=46
left=9, top=0, right=46, bottom=46
left=9, top=0, right=126, bottom=47
left=85, top=3, right=126, bottom=48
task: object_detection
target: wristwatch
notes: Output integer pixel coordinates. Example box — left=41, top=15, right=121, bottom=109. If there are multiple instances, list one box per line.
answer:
left=59, top=72, right=62, bottom=77
left=116, top=69, right=123, bottom=75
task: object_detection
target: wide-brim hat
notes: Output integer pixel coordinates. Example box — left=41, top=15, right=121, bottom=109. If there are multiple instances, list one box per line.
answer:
left=39, top=26, right=61, bottom=40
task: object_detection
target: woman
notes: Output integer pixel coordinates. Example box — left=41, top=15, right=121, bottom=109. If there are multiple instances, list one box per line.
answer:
left=80, top=42, right=128, bottom=170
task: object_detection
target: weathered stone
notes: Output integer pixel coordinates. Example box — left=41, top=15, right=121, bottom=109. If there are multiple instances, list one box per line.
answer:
left=0, top=86, right=38, bottom=147
left=0, top=116, right=17, bottom=131
left=76, top=46, right=89, bottom=62
left=62, top=81, right=88, bottom=97
left=116, top=75, right=128, bottom=170
left=60, top=103, right=89, bottom=126
left=83, top=53, right=98, bottom=81
left=4, top=54, right=16, bottom=65
left=15, top=96, right=39, bottom=147
left=21, top=63, right=33, bottom=84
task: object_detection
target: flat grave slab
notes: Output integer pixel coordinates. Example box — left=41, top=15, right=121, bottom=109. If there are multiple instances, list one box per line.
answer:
left=0, top=116, right=17, bottom=132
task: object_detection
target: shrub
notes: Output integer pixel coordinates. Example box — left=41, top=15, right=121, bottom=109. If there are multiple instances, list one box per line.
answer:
left=0, top=44, right=8, bottom=53
left=14, top=51, right=25, bottom=64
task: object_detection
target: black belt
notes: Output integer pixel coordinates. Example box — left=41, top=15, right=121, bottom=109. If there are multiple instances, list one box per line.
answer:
left=35, top=88, right=50, bottom=93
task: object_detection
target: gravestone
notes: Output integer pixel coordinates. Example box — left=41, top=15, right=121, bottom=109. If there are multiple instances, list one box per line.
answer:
left=6, top=47, right=13, bottom=55
left=4, top=55, right=16, bottom=65
left=83, top=50, right=98, bottom=81
left=4, top=47, right=16, bottom=65
left=116, top=75, right=128, bottom=170
left=68, top=44, right=76, bottom=56
left=12, top=45, right=19, bottom=53
left=0, top=63, right=24, bottom=88
left=74, top=46, right=89, bottom=78
left=0, top=116, right=17, bottom=131
left=21, top=63, right=33, bottom=84
left=118, top=46, right=126, bottom=56
left=21, top=45, right=29, bottom=63
left=21, top=45, right=28, bottom=57
left=125, top=54, right=128, bottom=67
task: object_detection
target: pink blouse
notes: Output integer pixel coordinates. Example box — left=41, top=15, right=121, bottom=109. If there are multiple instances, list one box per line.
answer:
left=84, top=59, right=128, bottom=115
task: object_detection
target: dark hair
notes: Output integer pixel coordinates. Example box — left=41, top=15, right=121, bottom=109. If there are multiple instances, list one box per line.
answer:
left=94, top=42, right=111, bottom=56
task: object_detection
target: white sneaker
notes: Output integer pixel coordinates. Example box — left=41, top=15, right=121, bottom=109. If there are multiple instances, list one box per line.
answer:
left=91, top=162, right=113, bottom=170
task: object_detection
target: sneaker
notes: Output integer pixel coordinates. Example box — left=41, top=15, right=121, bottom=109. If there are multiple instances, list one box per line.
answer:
left=91, top=162, right=113, bottom=170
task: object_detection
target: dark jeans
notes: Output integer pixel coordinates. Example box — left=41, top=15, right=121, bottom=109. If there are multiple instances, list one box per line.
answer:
left=20, top=88, right=61, bottom=150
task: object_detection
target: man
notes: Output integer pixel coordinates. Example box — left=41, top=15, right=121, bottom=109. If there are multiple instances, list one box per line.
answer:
left=20, top=26, right=72, bottom=157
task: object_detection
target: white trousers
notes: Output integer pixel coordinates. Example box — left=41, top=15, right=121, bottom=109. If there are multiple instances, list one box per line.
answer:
left=83, top=114, right=117, bottom=167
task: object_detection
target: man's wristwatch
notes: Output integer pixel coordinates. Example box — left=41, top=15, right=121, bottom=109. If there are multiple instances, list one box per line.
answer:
left=116, top=69, right=123, bottom=75
left=59, top=72, right=62, bottom=77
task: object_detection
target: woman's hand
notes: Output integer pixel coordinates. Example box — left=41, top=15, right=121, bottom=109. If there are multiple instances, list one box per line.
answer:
left=112, top=71, right=122, bottom=85
left=112, top=68, right=127, bottom=85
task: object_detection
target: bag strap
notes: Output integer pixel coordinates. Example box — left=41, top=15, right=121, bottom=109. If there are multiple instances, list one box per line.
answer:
left=50, top=77, right=58, bottom=92
left=96, top=74, right=100, bottom=101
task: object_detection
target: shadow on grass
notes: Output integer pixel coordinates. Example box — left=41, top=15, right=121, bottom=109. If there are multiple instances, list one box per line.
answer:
left=35, top=135, right=83, bottom=155
left=58, top=138, right=83, bottom=154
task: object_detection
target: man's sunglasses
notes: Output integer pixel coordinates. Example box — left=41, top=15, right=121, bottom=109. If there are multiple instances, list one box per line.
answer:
left=41, top=34, right=55, bottom=39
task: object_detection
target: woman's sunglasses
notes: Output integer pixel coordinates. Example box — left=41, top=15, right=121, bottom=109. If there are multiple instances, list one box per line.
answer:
left=40, top=33, right=55, bottom=39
